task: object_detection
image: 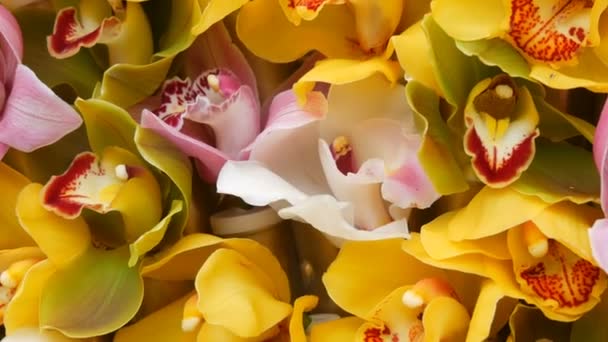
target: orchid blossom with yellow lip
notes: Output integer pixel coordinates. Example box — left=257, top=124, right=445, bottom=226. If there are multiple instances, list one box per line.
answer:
left=3, top=144, right=190, bottom=338
left=313, top=238, right=518, bottom=342
left=0, top=5, right=82, bottom=159
left=115, top=233, right=317, bottom=342
left=217, top=74, right=439, bottom=243
left=402, top=185, right=607, bottom=323
left=431, top=0, right=608, bottom=91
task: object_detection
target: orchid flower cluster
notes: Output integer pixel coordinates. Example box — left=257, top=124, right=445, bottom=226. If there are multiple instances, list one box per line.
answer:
left=1, top=0, right=608, bottom=341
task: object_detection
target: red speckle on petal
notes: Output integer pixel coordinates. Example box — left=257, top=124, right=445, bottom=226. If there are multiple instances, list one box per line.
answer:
left=508, top=0, right=593, bottom=63
left=47, top=7, right=121, bottom=59
left=42, top=152, right=99, bottom=218
left=363, top=325, right=393, bottom=342
left=519, top=240, right=601, bottom=308
left=464, top=126, right=538, bottom=187
left=288, top=0, right=327, bottom=11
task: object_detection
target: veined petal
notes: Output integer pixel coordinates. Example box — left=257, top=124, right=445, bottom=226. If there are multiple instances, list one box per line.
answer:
left=0, top=4, right=22, bottom=72
left=279, top=0, right=346, bottom=25
left=348, top=0, right=403, bottom=51
left=16, top=183, right=91, bottom=268
left=508, top=224, right=607, bottom=321
left=47, top=5, right=121, bottom=59
left=463, top=77, right=540, bottom=188
left=0, top=65, right=83, bottom=153
left=595, top=100, right=608, bottom=212
left=236, top=0, right=360, bottom=63
left=431, top=0, right=506, bottom=41
left=195, top=248, right=292, bottom=338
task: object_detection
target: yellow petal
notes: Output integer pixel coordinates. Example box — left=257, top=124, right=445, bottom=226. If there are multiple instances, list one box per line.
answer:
left=0, top=162, right=34, bottom=249
left=309, top=317, right=363, bottom=342
left=529, top=48, right=608, bottom=91
left=236, top=0, right=360, bottom=63
left=114, top=294, right=197, bottom=342
left=195, top=248, right=292, bottom=338
left=322, top=239, right=445, bottom=318
left=531, top=201, right=602, bottom=263
left=448, top=186, right=550, bottom=241
left=423, top=296, right=470, bottom=342
left=507, top=225, right=607, bottom=321
left=293, top=57, right=402, bottom=104
left=289, top=295, right=319, bottom=342
left=3, top=260, right=54, bottom=333
left=278, top=0, right=346, bottom=26
left=197, top=322, right=278, bottom=342
left=421, top=211, right=511, bottom=260
left=16, top=184, right=91, bottom=267
left=465, top=280, right=511, bottom=342
left=391, top=21, right=441, bottom=95
left=191, top=0, right=249, bottom=35
left=348, top=0, right=403, bottom=51
left=431, top=0, right=506, bottom=40
left=0, top=247, right=44, bottom=275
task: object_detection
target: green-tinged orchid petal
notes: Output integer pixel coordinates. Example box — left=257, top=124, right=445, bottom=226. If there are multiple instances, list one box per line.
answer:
left=39, top=247, right=144, bottom=337
left=96, top=56, right=174, bottom=109
left=455, top=38, right=530, bottom=78
left=463, top=75, right=540, bottom=188
left=154, top=0, right=200, bottom=59
left=293, top=56, right=402, bottom=104
left=40, top=147, right=162, bottom=243
left=512, top=140, right=601, bottom=204
left=16, top=183, right=91, bottom=267
left=421, top=212, right=511, bottom=261
left=533, top=95, right=596, bottom=143
left=3, top=260, right=54, bottom=333
left=191, top=0, right=248, bottom=36
left=194, top=248, right=292, bottom=338
left=431, top=0, right=506, bottom=41
left=406, top=81, right=469, bottom=195
left=0, top=163, right=34, bottom=249
left=448, top=186, right=550, bottom=241
left=114, top=294, right=197, bottom=342
left=129, top=200, right=183, bottom=267
left=509, top=304, right=571, bottom=342
left=310, top=317, right=363, bottom=342
left=75, top=98, right=138, bottom=156
left=134, top=127, right=192, bottom=242
left=507, top=223, right=607, bottom=321
left=236, top=0, right=359, bottom=63
left=14, top=8, right=102, bottom=98
left=104, top=1, right=153, bottom=65
left=322, top=239, right=445, bottom=318
left=571, top=290, right=608, bottom=341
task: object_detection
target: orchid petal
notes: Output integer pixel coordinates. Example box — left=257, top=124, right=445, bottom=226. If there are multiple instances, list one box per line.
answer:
left=596, top=100, right=608, bottom=212
left=431, top=0, right=505, bottom=41
left=0, top=4, right=23, bottom=64
left=422, top=296, right=470, bottom=341
left=114, top=294, right=197, bottom=342
left=39, top=247, right=144, bottom=337
left=309, top=317, right=363, bottom=342
left=348, top=0, right=403, bottom=51
left=289, top=295, right=319, bottom=342
left=191, top=0, right=249, bottom=35
left=16, top=183, right=91, bottom=268
left=0, top=162, right=34, bottom=249
left=278, top=0, right=345, bottom=26
left=0, top=65, right=82, bottom=153
left=3, top=260, right=54, bottom=333
left=47, top=5, right=121, bottom=59
left=195, top=248, right=292, bottom=338
left=236, top=0, right=359, bottom=63
left=466, top=280, right=511, bottom=342
left=104, top=1, right=153, bottom=66
left=590, top=218, right=608, bottom=272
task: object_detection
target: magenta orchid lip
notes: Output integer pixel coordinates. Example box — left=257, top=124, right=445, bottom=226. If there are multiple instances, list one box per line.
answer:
left=0, top=1, right=606, bottom=341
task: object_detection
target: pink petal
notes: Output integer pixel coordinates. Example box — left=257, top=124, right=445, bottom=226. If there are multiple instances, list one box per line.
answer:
left=0, top=64, right=83, bottom=152
left=47, top=7, right=121, bottom=59
left=0, top=4, right=23, bottom=63
left=589, top=218, right=608, bottom=273
left=185, top=73, right=260, bottom=159
left=594, top=100, right=608, bottom=212
left=185, top=22, right=259, bottom=101
left=141, top=109, right=228, bottom=182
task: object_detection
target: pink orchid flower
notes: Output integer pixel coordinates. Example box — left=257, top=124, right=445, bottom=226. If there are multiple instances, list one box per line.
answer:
left=0, top=5, right=82, bottom=159
left=217, top=75, right=440, bottom=243
left=138, top=23, right=326, bottom=183
left=589, top=100, right=608, bottom=271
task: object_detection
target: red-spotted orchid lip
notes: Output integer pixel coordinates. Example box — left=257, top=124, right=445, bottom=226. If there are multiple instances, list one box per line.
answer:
left=41, top=151, right=138, bottom=219
left=463, top=75, right=539, bottom=188
left=280, top=0, right=346, bottom=24
left=47, top=6, right=121, bottom=59
left=507, top=0, right=593, bottom=64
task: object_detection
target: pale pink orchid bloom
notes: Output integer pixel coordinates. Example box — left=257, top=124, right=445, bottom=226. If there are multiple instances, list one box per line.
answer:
left=589, top=100, right=608, bottom=271
left=137, top=23, right=330, bottom=183
left=0, top=5, right=82, bottom=159
left=217, top=75, right=440, bottom=244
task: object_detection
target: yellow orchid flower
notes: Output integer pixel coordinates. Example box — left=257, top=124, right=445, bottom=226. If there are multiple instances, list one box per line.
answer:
left=403, top=186, right=607, bottom=322
left=317, top=239, right=517, bottom=341
left=115, top=233, right=318, bottom=342
left=431, top=0, right=608, bottom=91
